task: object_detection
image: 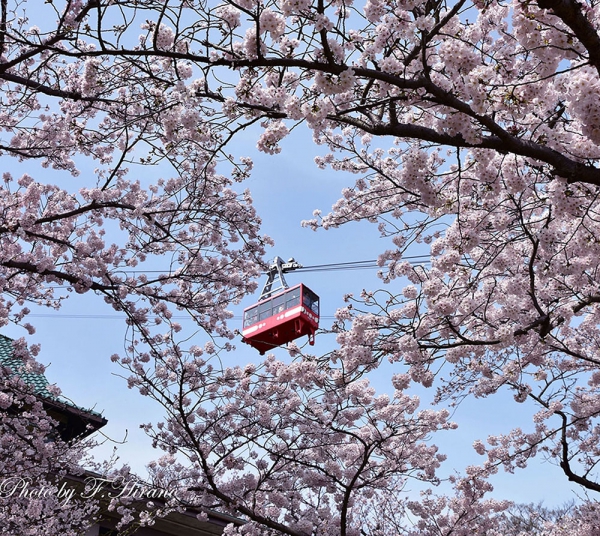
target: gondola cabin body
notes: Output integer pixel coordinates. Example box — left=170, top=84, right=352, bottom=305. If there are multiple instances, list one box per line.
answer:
left=242, top=284, right=319, bottom=355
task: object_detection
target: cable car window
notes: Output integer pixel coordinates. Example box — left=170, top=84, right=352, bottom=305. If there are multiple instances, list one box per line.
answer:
left=302, top=288, right=319, bottom=315
left=258, top=300, right=273, bottom=321
left=303, top=289, right=319, bottom=315
left=272, top=293, right=286, bottom=313
left=285, top=288, right=301, bottom=309
left=244, top=306, right=258, bottom=327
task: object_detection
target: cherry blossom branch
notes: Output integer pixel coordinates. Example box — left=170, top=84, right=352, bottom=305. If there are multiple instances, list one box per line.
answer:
left=556, top=409, right=600, bottom=493
left=0, top=72, right=111, bottom=103
left=537, top=0, right=600, bottom=75
left=324, top=114, right=600, bottom=186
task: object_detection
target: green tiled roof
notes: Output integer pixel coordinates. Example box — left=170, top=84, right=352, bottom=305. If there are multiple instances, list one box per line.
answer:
left=0, top=334, right=55, bottom=398
left=0, top=334, right=103, bottom=417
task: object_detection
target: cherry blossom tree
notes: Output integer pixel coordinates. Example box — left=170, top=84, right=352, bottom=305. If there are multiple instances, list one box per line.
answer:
left=0, top=353, right=181, bottom=535
left=0, top=363, right=99, bottom=535
left=0, top=1, right=269, bottom=345
left=2, top=0, right=600, bottom=534
left=0, top=0, right=270, bottom=532
left=133, top=349, right=463, bottom=536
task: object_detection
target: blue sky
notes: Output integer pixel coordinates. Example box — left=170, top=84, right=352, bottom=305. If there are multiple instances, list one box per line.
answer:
left=2, top=123, right=581, bottom=508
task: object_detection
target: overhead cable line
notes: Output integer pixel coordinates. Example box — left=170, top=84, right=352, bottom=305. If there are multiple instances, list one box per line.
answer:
left=112, top=255, right=431, bottom=275
left=21, top=256, right=432, bottom=320
left=294, top=255, right=430, bottom=273
left=26, top=313, right=338, bottom=320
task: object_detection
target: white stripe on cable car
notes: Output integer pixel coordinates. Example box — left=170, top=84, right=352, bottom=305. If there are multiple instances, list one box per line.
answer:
left=282, top=306, right=302, bottom=318
left=242, top=324, right=265, bottom=336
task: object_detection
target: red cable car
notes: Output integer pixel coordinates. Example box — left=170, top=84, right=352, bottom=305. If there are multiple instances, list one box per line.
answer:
left=242, top=257, right=319, bottom=355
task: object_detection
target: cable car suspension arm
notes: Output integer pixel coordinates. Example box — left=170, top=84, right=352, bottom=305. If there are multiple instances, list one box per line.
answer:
left=259, top=256, right=302, bottom=301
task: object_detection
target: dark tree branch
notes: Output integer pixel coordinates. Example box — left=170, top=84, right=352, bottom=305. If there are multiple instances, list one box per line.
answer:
left=557, top=409, right=600, bottom=493
left=331, top=114, right=600, bottom=186
left=537, top=0, right=600, bottom=75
